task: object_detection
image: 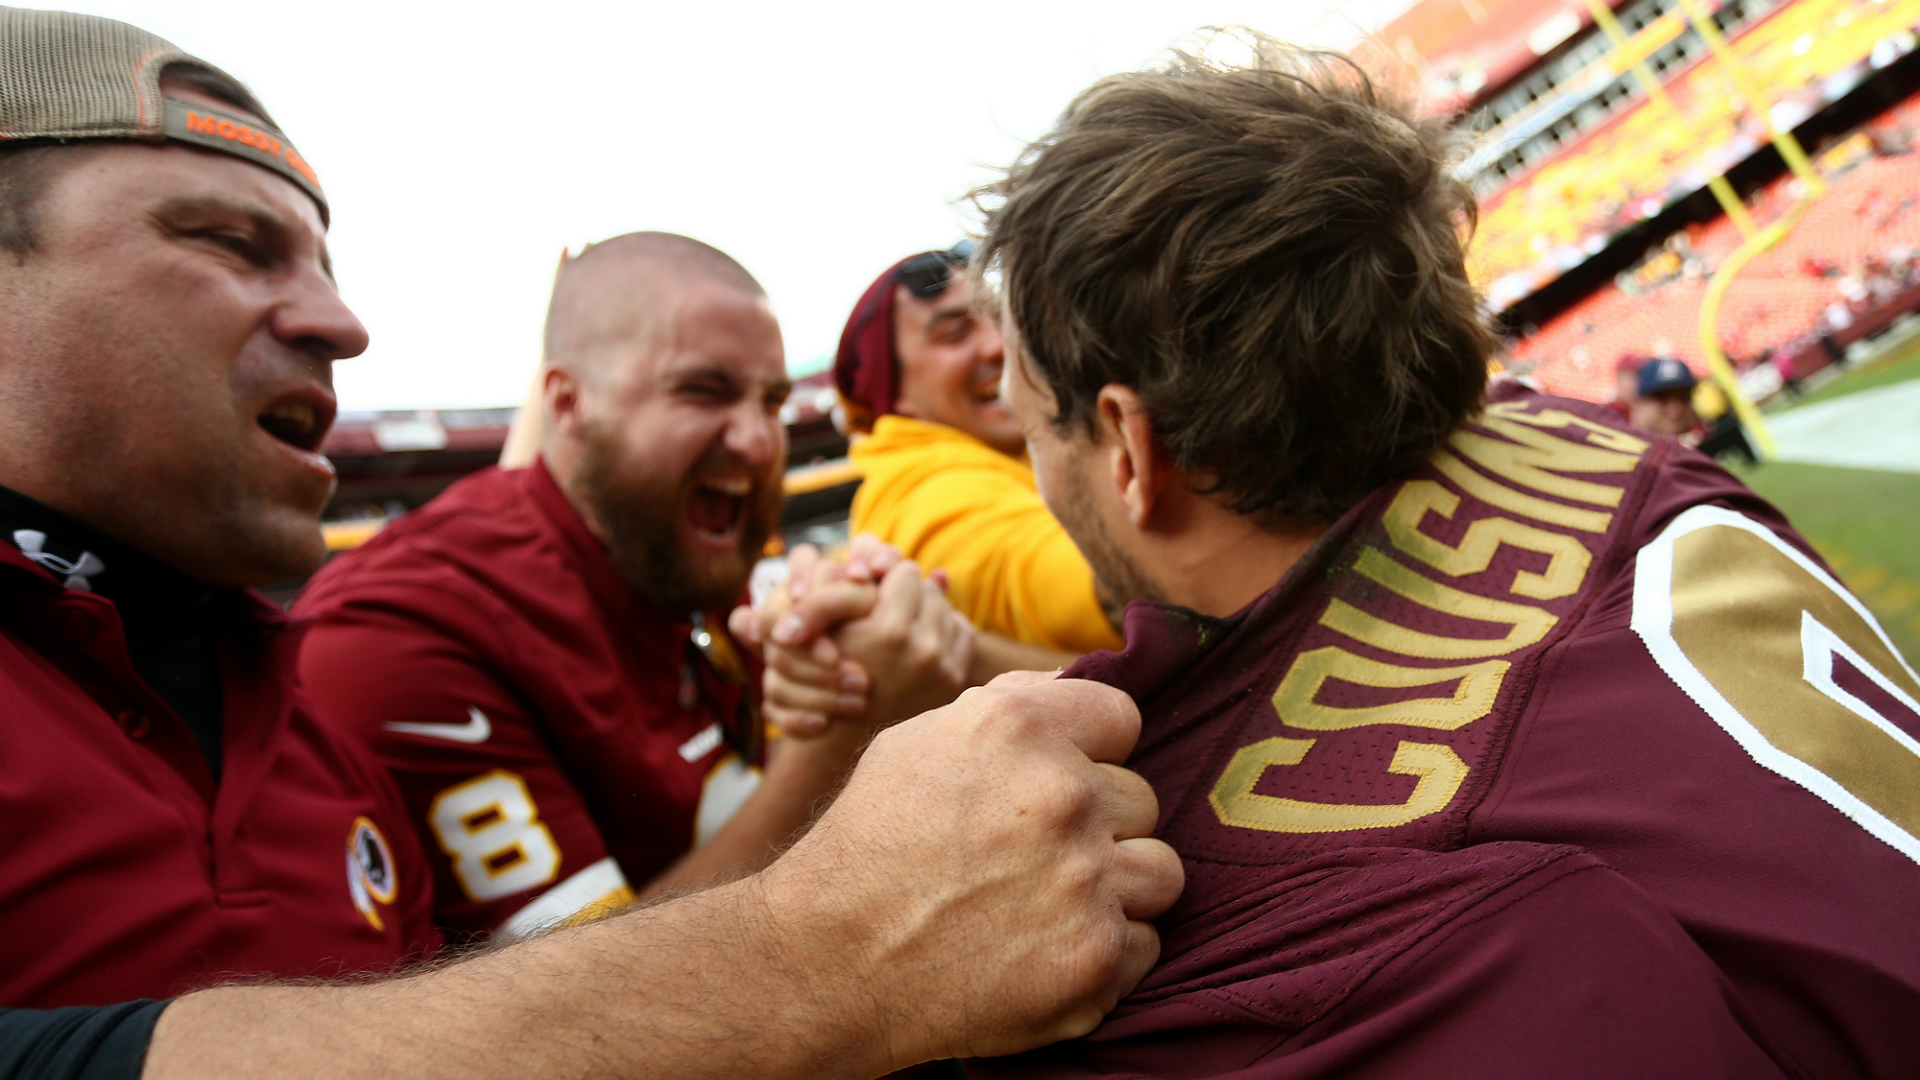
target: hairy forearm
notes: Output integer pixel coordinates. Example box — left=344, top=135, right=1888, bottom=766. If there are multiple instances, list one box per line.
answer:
left=144, top=877, right=887, bottom=1080
left=639, top=738, right=852, bottom=900
left=142, top=680, right=1180, bottom=1080
left=968, top=631, right=1075, bottom=686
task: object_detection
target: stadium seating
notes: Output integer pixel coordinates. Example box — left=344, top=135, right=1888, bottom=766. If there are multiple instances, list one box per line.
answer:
left=1472, top=0, right=1920, bottom=307
left=1509, top=108, right=1920, bottom=400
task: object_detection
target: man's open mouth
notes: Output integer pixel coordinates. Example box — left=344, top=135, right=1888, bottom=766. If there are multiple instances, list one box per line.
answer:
left=687, top=476, right=751, bottom=541
left=257, top=397, right=334, bottom=454
left=971, top=368, right=1004, bottom=405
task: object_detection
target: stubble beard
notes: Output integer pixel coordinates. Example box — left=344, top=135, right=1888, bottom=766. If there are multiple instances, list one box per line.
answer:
left=1050, top=467, right=1162, bottom=619
left=573, top=419, right=782, bottom=614
left=23, top=343, right=330, bottom=587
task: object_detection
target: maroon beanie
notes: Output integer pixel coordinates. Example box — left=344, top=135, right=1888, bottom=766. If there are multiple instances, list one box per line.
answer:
left=833, top=256, right=915, bottom=433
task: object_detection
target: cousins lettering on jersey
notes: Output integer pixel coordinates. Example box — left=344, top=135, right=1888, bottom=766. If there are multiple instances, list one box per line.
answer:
left=1202, top=403, right=1650, bottom=850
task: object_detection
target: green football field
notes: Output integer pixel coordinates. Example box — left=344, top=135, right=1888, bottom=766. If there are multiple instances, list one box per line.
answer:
left=1731, top=340, right=1920, bottom=669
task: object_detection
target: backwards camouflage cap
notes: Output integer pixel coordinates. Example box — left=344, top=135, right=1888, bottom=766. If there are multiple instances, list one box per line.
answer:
left=0, top=5, right=326, bottom=220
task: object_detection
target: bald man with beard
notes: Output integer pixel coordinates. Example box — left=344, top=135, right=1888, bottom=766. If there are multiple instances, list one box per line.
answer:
left=296, top=232, right=968, bottom=940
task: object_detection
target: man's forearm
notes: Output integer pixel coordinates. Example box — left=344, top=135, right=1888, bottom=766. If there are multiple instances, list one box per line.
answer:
left=638, top=736, right=855, bottom=900
left=145, top=876, right=887, bottom=1080
left=143, top=679, right=1181, bottom=1080
left=968, top=631, right=1075, bottom=686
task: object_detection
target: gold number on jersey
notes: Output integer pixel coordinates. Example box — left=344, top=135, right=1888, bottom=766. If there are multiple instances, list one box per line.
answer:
left=1634, top=506, right=1920, bottom=864
left=428, top=769, right=563, bottom=903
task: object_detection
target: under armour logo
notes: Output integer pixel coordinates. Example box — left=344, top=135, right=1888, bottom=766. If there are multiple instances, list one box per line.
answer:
left=12, top=530, right=105, bottom=591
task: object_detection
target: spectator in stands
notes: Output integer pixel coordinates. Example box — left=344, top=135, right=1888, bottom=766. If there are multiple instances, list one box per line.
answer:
left=831, top=244, right=1122, bottom=656
left=1774, top=342, right=1810, bottom=397
left=1629, top=357, right=1703, bottom=443
left=1888, top=246, right=1915, bottom=285
left=1840, top=270, right=1871, bottom=308
left=0, top=9, right=1179, bottom=1075
left=1820, top=299, right=1854, bottom=363
left=1608, top=353, right=1646, bottom=420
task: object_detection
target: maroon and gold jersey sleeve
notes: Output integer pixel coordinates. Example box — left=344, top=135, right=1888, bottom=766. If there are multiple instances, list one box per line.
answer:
left=1048, top=389, right=1920, bottom=1075
left=976, top=844, right=1783, bottom=1080
left=297, top=593, right=634, bottom=941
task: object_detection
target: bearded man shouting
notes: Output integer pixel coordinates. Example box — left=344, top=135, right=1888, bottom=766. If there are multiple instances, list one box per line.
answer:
left=297, top=232, right=960, bottom=940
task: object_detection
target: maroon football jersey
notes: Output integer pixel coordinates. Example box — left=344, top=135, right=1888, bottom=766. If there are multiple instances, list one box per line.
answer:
left=297, top=461, right=763, bottom=939
left=0, top=545, right=437, bottom=1007
left=980, top=388, right=1920, bottom=1078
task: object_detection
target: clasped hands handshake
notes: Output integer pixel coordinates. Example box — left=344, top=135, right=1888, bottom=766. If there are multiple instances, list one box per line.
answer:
left=729, top=534, right=975, bottom=745
left=147, top=538, right=1182, bottom=1079
left=713, top=535, right=1185, bottom=1062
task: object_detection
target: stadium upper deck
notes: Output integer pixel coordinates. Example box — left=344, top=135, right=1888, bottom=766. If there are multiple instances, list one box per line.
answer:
left=1368, top=0, right=1920, bottom=405
left=1510, top=107, right=1920, bottom=398
left=1464, top=0, right=1920, bottom=311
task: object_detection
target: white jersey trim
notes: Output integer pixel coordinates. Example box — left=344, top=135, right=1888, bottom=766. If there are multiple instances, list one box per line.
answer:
left=1631, top=504, right=1920, bottom=864
left=496, top=856, right=630, bottom=941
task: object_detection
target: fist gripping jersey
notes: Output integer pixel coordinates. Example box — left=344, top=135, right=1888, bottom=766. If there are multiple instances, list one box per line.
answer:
left=297, top=462, right=763, bottom=940
left=980, top=387, right=1920, bottom=1079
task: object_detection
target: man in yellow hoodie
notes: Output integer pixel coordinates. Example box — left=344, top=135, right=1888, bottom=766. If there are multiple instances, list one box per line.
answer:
left=833, top=243, right=1122, bottom=654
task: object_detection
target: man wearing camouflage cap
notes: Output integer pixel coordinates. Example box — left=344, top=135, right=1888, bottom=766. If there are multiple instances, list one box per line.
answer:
left=0, top=8, right=1180, bottom=1077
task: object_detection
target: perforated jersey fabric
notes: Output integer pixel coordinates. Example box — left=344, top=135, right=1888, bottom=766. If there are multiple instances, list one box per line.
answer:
left=975, top=385, right=1920, bottom=1079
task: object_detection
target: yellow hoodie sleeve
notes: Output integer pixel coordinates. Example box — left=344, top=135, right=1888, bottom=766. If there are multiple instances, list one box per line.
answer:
left=849, top=418, right=1123, bottom=654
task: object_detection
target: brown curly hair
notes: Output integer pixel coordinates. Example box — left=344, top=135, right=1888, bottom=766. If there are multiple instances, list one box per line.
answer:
left=976, top=36, right=1496, bottom=526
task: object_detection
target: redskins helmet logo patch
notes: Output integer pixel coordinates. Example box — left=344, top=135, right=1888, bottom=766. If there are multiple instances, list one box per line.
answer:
left=346, top=816, right=397, bottom=931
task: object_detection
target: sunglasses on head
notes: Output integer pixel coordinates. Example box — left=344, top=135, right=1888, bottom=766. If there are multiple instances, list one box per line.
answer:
left=895, top=240, right=978, bottom=299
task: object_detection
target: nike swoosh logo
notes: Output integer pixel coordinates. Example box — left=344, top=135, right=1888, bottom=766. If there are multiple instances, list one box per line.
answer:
left=387, top=706, right=492, bottom=744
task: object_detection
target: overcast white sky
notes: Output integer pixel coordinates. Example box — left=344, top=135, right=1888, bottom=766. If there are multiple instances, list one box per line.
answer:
left=63, top=0, right=1415, bottom=410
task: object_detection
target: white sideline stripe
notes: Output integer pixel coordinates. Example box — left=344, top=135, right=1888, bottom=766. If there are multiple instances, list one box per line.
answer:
left=496, top=856, right=630, bottom=941
left=1768, top=378, right=1920, bottom=475
left=1631, top=505, right=1920, bottom=866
